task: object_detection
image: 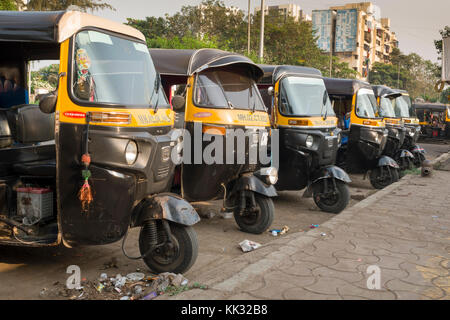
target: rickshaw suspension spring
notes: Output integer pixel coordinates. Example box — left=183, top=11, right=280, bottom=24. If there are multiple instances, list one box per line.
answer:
left=143, top=220, right=158, bottom=246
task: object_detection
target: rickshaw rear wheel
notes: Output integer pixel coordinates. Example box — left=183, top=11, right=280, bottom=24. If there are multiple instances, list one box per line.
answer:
left=234, top=194, right=274, bottom=234
left=413, top=153, right=425, bottom=168
left=369, top=166, right=399, bottom=189
left=139, top=221, right=198, bottom=274
left=313, top=179, right=350, bottom=214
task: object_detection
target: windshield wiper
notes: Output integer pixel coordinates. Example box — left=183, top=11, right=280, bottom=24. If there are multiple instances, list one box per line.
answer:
left=250, top=84, right=257, bottom=114
left=148, top=74, right=161, bottom=113
left=227, top=100, right=235, bottom=109
left=321, top=91, right=329, bottom=120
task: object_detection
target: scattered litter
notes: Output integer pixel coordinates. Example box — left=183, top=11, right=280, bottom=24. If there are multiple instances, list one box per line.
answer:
left=96, top=283, right=105, bottom=293
left=99, top=273, right=108, bottom=282
left=432, top=216, right=438, bottom=218
left=310, top=224, right=319, bottom=229
left=239, top=239, right=261, bottom=252
left=134, top=285, right=143, bottom=295
left=320, top=233, right=327, bottom=236
left=126, top=272, right=145, bottom=281
left=142, top=292, right=158, bottom=300
left=269, top=225, right=289, bottom=236
left=41, top=268, right=205, bottom=300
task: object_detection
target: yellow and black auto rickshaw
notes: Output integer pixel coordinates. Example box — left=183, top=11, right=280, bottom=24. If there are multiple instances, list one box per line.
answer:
left=414, top=102, right=450, bottom=139
left=392, top=90, right=426, bottom=167
left=257, top=65, right=350, bottom=213
left=0, top=11, right=200, bottom=274
left=324, top=78, right=399, bottom=189
left=149, top=49, right=277, bottom=234
left=372, top=85, right=415, bottom=173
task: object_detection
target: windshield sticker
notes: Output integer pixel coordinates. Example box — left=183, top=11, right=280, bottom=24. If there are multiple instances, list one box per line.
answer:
left=236, top=113, right=268, bottom=122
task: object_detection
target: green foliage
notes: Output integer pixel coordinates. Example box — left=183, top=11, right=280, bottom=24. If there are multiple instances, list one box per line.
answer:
left=30, top=64, right=59, bottom=94
left=369, top=48, right=441, bottom=101
left=147, top=33, right=222, bottom=50
left=0, top=0, right=17, bottom=10
left=14, top=0, right=113, bottom=11
left=439, top=87, right=450, bottom=103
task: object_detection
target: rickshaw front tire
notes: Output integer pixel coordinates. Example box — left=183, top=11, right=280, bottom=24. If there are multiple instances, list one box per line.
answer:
left=139, top=222, right=198, bottom=274
left=313, top=180, right=350, bottom=214
left=369, top=166, right=399, bottom=189
left=234, top=194, right=274, bottom=234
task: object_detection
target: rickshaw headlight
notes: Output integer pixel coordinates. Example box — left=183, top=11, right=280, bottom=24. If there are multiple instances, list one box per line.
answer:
left=265, top=167, right=278, bottom=185
left=305, top=135, right=314, bottom=148
left=125, top=140, right=138, bottom=165
left=408, top=129, right=415, bottom=137
left=337, top=132, right=342, bottom=145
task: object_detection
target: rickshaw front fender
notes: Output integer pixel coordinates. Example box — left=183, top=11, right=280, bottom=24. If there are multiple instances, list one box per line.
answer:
left=303, top=166, right=351, bottom=198
left=229, top=175, right=277, bottom=198
left=377, top=155, right=399, bottom=169
left=398, top=149, right=415, bottom=158
left=132, top=193, right=200, bottom=227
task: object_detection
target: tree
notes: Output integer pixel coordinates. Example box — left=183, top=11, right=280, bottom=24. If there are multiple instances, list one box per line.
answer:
left=127, top=0, right=357, bottom=78
left=369, top=48, right=441, bottom=101
left=14, top=0, right=113, bottom=11
left=0, top=0, right=17, bottom=10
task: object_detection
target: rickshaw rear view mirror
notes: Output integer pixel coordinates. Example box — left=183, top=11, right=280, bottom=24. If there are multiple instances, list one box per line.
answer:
left=268, top=86, right=274, bottom=96
left=38, top=92, right=57, bottom=114
left=172, top=95, right=186, bottom=112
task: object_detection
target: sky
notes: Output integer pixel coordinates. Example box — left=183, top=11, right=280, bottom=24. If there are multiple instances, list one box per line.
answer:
left=96, top=0, right=449, bottom=63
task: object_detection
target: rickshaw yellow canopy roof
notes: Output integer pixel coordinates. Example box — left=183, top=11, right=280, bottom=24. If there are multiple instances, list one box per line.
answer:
left=0, top=10, right=145, bottom=43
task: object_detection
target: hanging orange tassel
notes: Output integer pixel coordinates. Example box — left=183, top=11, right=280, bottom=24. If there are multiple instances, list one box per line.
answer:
left=79, top=179, right=93, bottom=212
left=79, top=153, right=93, bottom=213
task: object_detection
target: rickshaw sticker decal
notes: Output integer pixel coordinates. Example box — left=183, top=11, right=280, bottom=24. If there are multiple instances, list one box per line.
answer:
left=76, top=48, right=91, bottom=82
left=136, top=112, right=171, bottom=125
left=193, top=112, right=213, bottom=118
left=63, top=111, right=86, bottom=119
left=236, top=113, right=269, bottom=122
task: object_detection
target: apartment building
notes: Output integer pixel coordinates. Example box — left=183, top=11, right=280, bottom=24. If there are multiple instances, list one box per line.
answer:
left=313, top=2, right=398, bottom=79
left=255, top=3, right=311, bottom=22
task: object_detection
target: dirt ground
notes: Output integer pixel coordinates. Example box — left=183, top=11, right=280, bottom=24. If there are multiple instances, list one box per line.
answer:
left=0, top=142, right=447, bottom=300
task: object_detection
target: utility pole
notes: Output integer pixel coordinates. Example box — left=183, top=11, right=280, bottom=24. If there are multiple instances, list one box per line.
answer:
left=258, top=0, right=265, bottom=62
left=247, top=0, right=251, bottom=54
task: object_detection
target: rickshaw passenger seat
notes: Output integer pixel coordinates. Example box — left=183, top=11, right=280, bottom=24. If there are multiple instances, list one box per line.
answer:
left=13, top=160, right=56, bottom=177
left=6, top=104, right=54, bottom=143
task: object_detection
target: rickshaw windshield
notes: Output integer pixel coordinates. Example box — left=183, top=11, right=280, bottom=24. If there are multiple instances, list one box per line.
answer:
left=72, top=30, right=168, bottom=107
left=356, top=88, right=378, bottom=118
left=194, top=68, right=266, bottom=111
left=379, top=97, right=396, bottom=118
left=393, top=95, right=412, bottom=118
left=279, top=76, right=335, bottom=117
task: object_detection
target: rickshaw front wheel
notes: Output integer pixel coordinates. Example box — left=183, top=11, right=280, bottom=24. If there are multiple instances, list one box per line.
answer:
left=139, top=221, right=198, bottom=274
left=369, top=166, right=399, bottom=189
left=234, top=194, right=274, bottom=234
left=313, top=179, right=350, bottom=214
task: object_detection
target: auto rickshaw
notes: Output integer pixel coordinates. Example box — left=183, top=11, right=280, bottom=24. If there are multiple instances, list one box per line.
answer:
left=257, top=65, right=350, bottom=214
left=149, top=49, right=277, bottom=235
left=323, top=78, right=399, bottom=189
left=392, top=90, right=426, bottom=167
left=372, top=85, right=415, bottom=174
left=413, top=102, right=450, bottom=138
left=0, top=11, right=200, bottom=274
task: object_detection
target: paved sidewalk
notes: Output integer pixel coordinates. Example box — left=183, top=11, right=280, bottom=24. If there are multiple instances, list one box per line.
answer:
left=168, top=163, right=450, bottom=300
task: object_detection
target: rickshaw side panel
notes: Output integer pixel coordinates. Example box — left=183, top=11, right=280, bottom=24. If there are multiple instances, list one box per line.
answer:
left=57, top=122, right=135, bottom=245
